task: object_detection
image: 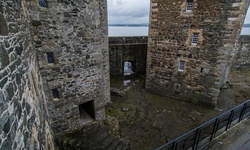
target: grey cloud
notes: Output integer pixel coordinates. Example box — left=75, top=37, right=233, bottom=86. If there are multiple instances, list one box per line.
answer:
left=108, top=0, right=150, bottom=24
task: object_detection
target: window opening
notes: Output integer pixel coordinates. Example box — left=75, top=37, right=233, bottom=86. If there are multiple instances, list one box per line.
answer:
left=46, top=52, right=55, bottom=64
left=38, top=0, right=47, bottom=7
left=200, top=68, right=204, bottom=73
left=52, top=88, right=60, bottom=99
left=174, top=83, right=181, bottom=92
left=79, top=101, right=95, bottom=125
left=191, top=33, right=199, bottom=46
left=178, top=60, right=185, bottom=71
left=186, top=0, right=193, bottom=12
left=124, top=61, right=134, bottom=76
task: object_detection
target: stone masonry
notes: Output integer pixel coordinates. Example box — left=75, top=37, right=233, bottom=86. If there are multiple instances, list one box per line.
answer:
left=0, top=1, right=53, bottom=149
left=146, top=0, right=249, bottom=107
left=25, top=0, right=110, bottom=134
left=109, top=36, right=147, bottom=77
left=234, top=35, right=250, bottom=66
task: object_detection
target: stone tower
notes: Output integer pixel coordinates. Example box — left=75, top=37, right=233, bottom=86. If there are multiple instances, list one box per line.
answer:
left=146, top=0, right=249, bottom=106
left=1, top=1, right=110, bottom=149
left=25, top=0, right=110, bottom=134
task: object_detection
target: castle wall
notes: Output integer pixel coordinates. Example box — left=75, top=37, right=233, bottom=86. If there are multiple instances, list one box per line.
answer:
left=234, top=35, right=250, bottom=66
left=146, top=0, right=249, bottom=106
left=109, top=36, right=147, bottom=77
left=25, top=0, right=110, bottom=134
left=0, top=1, right=53, bottom=149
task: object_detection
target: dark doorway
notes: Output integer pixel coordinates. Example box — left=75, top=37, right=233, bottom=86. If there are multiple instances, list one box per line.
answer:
left=123, top=61, right=135, bottom=76
left=79, top=100, right=95, bottom=125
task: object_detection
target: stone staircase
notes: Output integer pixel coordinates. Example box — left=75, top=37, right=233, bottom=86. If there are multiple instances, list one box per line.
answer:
left=55, top=122, right=130, bottom=150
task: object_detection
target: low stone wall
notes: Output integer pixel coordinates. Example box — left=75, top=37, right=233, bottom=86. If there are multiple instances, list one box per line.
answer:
left=109, top=36, right=148, bottom=77
left=0, top=1, right=53, bottom=149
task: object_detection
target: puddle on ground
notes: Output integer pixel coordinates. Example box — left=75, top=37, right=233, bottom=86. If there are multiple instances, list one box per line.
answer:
left=123, top=80, right=131, bottom=86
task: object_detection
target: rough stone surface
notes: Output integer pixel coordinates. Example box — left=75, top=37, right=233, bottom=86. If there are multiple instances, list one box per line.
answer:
left=146, top=0, right=249, bottom=107
left=109, top=36, right=147, bottom=77
left=25, top=0, right=110, bottom=134
left=0, top=1, right=54, bottom=149
left=234, top=35, right=250, bottom=67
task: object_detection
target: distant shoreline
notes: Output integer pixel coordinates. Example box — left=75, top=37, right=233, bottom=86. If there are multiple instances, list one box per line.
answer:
left=243, top=24, right=250, bottom=28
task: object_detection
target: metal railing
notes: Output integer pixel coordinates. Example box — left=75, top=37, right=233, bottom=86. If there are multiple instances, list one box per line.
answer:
left=156, top=99, right=250, bottom=150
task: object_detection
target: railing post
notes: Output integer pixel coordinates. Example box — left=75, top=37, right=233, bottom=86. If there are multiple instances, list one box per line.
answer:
left=239, top=104, right=247, bottom=122
left=192, top=129, right=201, bottom=150
left=226, top=110, right=234, bottom=131
left=210, top=118, right=219, bottom=141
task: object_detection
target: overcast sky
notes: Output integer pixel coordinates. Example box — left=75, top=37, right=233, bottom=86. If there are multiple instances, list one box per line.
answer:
left=107, top=0, right=150, bottom=24
left=107, top=0, right=250, bottom=25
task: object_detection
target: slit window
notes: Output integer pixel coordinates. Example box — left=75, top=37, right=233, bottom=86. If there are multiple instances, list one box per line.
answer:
left=46, top=52, right=55, bottom=64
left=52, top=88, right=60, bottom=99
left=186, top=0, right=193, bottom=12
left=178, top=60, right=185, bottom=71
left=38, top=0, right=47, bottom=7
left=191, top=33, right=199, bottom=46
left=200, top=68, right=204, bottom=73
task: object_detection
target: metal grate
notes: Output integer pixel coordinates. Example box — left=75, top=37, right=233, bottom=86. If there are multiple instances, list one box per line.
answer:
left=38, top=0, right=47, bottom=7
left=46, top=52, right=55, bottom=64
left=52, top=88, right=60, bottom=99
left=192, top=33, right=199, bottom=46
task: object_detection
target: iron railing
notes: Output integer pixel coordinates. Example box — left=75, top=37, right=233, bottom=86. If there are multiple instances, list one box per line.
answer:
left=156, top=99, right=250, bottom=150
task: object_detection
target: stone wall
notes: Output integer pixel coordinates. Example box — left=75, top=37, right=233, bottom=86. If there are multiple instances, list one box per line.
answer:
left=146, top=0, right=249, bottom=106
left=234, top=35, right=250, bottom=66
left=109, top=36, right=147, bottom=77
left=25, top=0, right=110, bottom=134
left=0, top=1, right=53, bottom=149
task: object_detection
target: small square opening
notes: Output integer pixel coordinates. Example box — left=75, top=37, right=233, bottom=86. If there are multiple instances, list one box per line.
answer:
left=79, top=101, right=95, bottom=125
left=46, top=52, right=55, bottom=64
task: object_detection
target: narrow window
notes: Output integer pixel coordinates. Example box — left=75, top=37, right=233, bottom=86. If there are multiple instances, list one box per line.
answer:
left=174, top=83, right=181, bottom=92
left=52, top=88, right=60, bottom=99
left=178, top=60, right=185, bottom=71
left=191, top=33, right=199, bottom=46
left=186, top=0, right=193, bottom=12
left=200, top=68, right=204, bottom=73
left=38, top=0, right=47, bottom=7
left=46, top=52, right=55, bottom=64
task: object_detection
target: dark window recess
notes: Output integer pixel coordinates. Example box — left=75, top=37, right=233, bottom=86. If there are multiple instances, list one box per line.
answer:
left=38, top=0, right=47, bottom=7
left=52, top=88, right=60, bottom=99
left=200, top=68, right=204, bottom=73
left=79, top=101, right=95, bottom=125
left=46, top=52, right=55, bottom=64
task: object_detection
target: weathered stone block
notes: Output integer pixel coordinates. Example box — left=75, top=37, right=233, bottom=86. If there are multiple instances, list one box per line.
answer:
left=0, top=14, right=8, bottom=36
left=0, top=44, right=9, bottom=70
